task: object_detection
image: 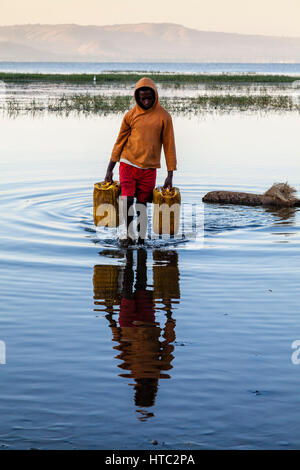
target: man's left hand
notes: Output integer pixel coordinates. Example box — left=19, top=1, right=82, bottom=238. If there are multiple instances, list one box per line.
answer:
left=163, top=173, right=173, bottom=190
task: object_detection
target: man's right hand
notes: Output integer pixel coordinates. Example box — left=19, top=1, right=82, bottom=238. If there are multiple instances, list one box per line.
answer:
left=105, top=170, right=113, bottom=183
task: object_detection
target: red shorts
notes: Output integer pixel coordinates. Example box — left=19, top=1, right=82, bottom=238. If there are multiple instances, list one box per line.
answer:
left=119, top=162, right=156, bottom=203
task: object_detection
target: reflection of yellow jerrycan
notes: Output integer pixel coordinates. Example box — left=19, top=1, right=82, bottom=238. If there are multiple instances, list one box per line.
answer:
left=93, top=181, right=121, bottom=227
left=93, top=265, right=123, bottom=305
left=153, top=250, right=180, bottom=300
left=153, top=187, right=181, bottom=235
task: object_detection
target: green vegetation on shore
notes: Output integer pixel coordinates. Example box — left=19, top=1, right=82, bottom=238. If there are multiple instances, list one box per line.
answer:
left=0, top=72, right=299, bottom=85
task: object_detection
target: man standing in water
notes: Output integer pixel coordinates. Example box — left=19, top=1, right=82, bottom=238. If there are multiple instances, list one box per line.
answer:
left=105, top=77, right=177, bottom=246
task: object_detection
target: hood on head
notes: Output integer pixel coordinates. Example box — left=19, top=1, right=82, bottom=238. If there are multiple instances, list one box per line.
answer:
left=134, top=77, right=159, bottom=111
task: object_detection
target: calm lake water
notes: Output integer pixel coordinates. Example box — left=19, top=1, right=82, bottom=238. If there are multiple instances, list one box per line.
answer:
left=1, top=61, right=300, bottom=75
left=1, top=106, right=300, bottom=449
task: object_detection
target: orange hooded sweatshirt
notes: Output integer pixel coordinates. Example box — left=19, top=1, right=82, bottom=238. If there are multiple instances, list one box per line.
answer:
left=110, top=77, right=177, bottom=171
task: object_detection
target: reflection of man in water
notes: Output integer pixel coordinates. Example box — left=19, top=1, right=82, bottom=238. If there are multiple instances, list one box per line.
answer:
left=93, top=249, right=179, bottom=419
left=111, top=249, right=175, bottom=415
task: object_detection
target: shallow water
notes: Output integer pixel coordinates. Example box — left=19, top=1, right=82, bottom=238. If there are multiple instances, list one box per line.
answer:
left=1, top=61, right=300, bottom=75
left=1, top=110, right=300, bottom=449
left=1, top=81, right=300, bottom=114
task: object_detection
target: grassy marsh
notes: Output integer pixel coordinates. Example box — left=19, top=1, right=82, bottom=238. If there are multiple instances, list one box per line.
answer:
left=1, top=72, right=300, bottom=86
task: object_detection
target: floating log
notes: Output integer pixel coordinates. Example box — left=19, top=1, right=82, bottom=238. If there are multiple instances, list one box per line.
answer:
left=203, top=183, right=300, bottom=208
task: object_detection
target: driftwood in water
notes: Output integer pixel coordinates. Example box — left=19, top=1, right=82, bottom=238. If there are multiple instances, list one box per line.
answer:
left=203, top=183, right=300, bottom=208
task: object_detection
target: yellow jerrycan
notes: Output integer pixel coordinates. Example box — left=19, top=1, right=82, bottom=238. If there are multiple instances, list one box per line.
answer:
left=93, top=181, right=121, bottom=227
left=152, top=186, right=181, bottom=235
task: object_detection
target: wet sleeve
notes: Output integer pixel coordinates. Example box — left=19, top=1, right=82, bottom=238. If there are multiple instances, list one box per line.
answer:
left=110, top=112, right=131, bottom=162
left=162, top=115, right=177, bottom=171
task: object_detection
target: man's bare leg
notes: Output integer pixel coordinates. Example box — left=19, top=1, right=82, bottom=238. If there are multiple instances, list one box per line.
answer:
left=120, top=196, right=135, bottom=246
left=136, top=200, right=147, bottom=244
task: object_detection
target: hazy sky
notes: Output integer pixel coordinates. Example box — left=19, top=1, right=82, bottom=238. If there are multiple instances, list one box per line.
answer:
left=2, top=0, right=300, bottom=37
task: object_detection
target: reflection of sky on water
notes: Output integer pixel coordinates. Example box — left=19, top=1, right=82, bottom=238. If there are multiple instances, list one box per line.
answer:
left=1, top=111, right=300, bottom=188
left=1, top=108, right=300, bottom=448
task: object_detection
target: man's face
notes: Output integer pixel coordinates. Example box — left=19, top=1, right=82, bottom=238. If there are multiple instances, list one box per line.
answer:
left=137, top=88, right=155, bottom=110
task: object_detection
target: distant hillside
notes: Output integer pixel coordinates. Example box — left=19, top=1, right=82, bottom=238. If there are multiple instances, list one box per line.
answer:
left=0, top=40, right=62, bottom=61
left=0, top=23, right=300, bottom=62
